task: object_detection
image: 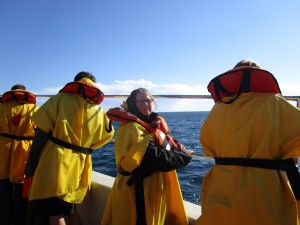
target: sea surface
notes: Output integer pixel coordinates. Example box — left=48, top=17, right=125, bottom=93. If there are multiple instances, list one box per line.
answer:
left=92, top=111, right=213, bottom=206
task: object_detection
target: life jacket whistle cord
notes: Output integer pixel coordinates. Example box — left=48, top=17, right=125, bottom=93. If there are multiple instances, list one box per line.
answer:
left=1, top=90, right=36, bottom=104
left=107, top=107, right=178, bottom=150
left=207, top=66, right=282, bottom=104
left=59, top=81, right=104, bottom=105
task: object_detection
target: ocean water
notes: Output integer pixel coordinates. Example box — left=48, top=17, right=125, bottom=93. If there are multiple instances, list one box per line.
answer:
left=92, top=111, right=213, bottom=206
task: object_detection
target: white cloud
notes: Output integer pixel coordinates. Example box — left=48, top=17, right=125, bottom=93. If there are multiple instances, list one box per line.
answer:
left=98, top=79, right=159, bottom=95
left=97, top=79, right=208, bottom=95
left=35, top=87, right=63, bottom=95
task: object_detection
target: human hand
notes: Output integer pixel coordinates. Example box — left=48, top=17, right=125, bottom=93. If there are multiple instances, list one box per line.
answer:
left=177, top=143, right=194, bottom=155
left=177, top=143, right=186, bottom=151
left=183, top=149, right=194, bottom=156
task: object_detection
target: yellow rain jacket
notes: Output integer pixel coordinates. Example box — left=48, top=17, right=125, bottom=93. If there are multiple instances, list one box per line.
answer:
left=197, top=93, right=300, bottom=225
left=101, top=122, right=189, bottom=225
left=29, top=92, right=114, bottom=203
left=0, top=100, right=38, bottom=183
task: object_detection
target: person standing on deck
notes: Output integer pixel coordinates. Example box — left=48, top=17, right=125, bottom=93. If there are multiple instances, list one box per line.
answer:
left=24, top=72, right=115, bottom=225
left=197, top=60, right=300, bottom=225
left=0, top=84, right=38, bottom=225
left=101, top=88, right=193, bottom=225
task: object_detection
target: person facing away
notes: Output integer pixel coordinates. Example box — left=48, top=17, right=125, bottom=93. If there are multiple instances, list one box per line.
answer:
left=0, top=84, right=39, bottom=225
left=196, top=59, right=300, bottom=225
left=24, top=72, right=115, bottom=225
left=101, top=88, right=194, bottom=225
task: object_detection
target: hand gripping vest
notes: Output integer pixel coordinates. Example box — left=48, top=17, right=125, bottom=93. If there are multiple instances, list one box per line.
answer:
left=207, top=66, right=282, bottom=104
left=107, top=107, right=178, bottom=150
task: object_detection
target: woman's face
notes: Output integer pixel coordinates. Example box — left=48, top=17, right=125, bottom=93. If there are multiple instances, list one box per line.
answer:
left=135, top=92, right=153, bottom=116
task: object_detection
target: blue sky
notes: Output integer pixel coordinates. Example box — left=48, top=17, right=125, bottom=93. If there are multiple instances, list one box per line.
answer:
left=1, top=0, right=300, bottom=111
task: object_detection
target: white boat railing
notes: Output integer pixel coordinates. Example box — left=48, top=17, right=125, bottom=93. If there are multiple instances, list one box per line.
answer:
left=30, top=94, right=300, bottom=108
left=2, top=94, right=299, bottom=105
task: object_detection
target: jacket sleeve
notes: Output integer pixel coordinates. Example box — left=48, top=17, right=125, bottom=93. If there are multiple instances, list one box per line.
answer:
left=126, top=141, right=192, bottom=186
left=144, top=141, right=192, bottom=171
left=24, top=128, right=49, bottom=176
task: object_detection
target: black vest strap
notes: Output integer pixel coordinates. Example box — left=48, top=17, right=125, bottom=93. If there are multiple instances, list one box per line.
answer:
left=105, top=119, right=113, bottom=133
left=122, top=170, right=147, bottom=224
left=135, top=179, right=147, bottom=225
left=214, top=157, right=289, bottom=171
left=0, top=133, right=34, bottom=141
left=213, top=69, right=251, bottom=104
left=214, top=157, right=300, bottom=199
left=48, top=135, right=93, bottom=154
left=11, top=91, right=29, bottom=105
left=118, top=170, right=132, bottom=176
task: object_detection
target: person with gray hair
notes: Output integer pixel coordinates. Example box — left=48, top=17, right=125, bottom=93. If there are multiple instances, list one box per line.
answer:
left=197, top=60, right=300, bottom=225
left=233, top=59, right=261, bottom=68
left=102, top=88, right=193, bottom=225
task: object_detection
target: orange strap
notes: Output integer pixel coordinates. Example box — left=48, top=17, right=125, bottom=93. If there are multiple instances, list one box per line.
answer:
left=22, top=176, right=33, bottom=199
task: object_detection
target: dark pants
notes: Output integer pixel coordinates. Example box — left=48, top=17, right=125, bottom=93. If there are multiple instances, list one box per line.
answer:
left=12, top=183, right=28, bottom=225
left=0, top=179, right=13, bottom=225
left=26, top=201, right=50, bottom=225
left=0, top=180, right=44, bottom=225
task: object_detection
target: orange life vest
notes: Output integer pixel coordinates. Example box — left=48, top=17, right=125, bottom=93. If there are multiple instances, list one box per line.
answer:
left=207, top=66, right=281, bottom=104
left=1, top=90, right=36, bottom=104
left=59, top=81, right=104, bottom=105
left=107, top=107, right=178, bottom=150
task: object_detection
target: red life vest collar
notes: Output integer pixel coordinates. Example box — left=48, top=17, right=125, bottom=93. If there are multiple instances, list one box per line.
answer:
left=59, top=81, right=104, bottom=105
left=207, top=66, right=281, bottom=104
left=1, top=90, right=36, bottom=104
left=107, top=107, right=178, bottom=150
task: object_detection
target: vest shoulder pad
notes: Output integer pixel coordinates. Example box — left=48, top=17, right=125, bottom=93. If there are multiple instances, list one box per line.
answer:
left=59, top=81, right=104, bottom=105
left=207, top=66, right=281, bottom=103
left=1, top=90, right=36, bottom=104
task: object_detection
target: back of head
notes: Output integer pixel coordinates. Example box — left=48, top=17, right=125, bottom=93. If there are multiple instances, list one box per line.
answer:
left=74, top=71, right=96, bottom=83
left=233, top=59, right=261, bottom=69
left=11, top=84, right=26, bottom=90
